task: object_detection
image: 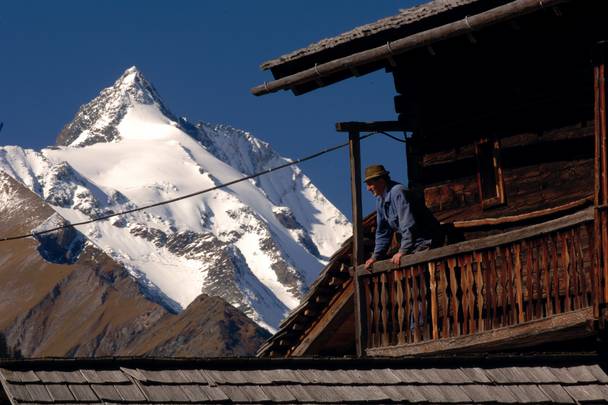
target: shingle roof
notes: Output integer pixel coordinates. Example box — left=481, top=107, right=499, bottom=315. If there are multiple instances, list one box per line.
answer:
left=0, top=355, right=607, bottom=404
left=261, top=0, right=485, bottom=71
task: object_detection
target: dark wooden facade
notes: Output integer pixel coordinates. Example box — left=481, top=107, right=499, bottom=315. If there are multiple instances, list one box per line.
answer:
left=395, top=0, right=601, bottom=231
left=254, top=0, right=608, bottom=358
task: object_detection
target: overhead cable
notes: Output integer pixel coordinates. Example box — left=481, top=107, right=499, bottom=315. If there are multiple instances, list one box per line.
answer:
left=377, top=131, right=407, bottom=143
left=0, top=131, right=387, bottom=242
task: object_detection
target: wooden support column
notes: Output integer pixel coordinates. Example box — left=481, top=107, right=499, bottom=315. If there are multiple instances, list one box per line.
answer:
left=348, top=131, right=363, bottom=267
left=348, top=130, right=366, bottom=357
left=348, top=131, right=364, bottom=266
left=337, top=120, right=408, bottom=356
left=593, top=41, right=608, bottom=325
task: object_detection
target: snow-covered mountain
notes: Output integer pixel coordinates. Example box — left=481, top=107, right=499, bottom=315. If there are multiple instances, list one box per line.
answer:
left=0, top=171, right=270, bottom=357
left=0, top=66, right=351, bottom=331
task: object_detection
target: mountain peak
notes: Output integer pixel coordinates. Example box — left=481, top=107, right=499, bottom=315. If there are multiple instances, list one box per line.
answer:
left=115, top=66, right=145, bottom=91
left=56, top=67, right=175, bottom=148
left=2, top=64, right=352, bottom=329
left=123, top=65, right=140, bottom=77
left=112, top=66, right=164, bottom=107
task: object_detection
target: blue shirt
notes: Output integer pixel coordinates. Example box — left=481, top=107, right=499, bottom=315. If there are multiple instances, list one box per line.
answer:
left=372, top=181, right=433, bottom=259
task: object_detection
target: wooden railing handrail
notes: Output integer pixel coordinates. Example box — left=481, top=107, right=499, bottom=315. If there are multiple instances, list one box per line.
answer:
left=356, top=207, right=594, bottom=277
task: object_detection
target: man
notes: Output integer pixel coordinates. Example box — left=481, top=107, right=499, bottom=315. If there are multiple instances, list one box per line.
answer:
left=364, top=164, right=441, bottom=270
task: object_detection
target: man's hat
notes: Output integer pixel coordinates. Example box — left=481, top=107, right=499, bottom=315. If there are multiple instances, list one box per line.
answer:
left=364, top=164, right=390, bottom=182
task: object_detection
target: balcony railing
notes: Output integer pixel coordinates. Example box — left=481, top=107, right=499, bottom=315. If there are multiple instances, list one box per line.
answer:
left=355, top=208, right=599, bottom=356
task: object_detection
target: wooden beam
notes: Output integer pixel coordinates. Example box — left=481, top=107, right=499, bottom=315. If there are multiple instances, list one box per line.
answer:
left=336, top=121, right=406, bottom=133
left=289, top=282, right=354, bottom=357
left=593, top=41, right=608, bottom=325
left=450, top=196, right=593, bottom=229
left=348, top=131, right=364, bottom=268
left=366, top=307, right=595, bottom=357
left=251, top=0, right=568, bottom=96
left=348, top=130, right=367, bottom=357
left=357, top=207, right=594, bottom=277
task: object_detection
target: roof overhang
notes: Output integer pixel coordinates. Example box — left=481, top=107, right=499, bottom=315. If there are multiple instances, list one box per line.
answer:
left=251, top=0, right=568, bottom=97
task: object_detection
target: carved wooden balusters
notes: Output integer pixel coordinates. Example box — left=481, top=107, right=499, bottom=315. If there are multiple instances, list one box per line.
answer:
left=359, top=221, right=594, bottom=349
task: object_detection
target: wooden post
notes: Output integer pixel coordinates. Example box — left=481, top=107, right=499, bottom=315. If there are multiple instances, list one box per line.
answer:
left=593, top=41, right=608, bottom=325
left=349, top=131, right=364, bottom=270
left=336, top=121, right=406, bottom=356
left=348, top=130, right=366, bottom=356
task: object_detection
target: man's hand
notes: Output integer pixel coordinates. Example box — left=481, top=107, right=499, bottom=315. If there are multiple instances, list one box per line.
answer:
left=391, top=252, right=404, bottom=265
left=364, top=257, right=377, bottom=271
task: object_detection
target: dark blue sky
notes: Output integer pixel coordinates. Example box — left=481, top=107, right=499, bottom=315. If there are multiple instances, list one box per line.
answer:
left=1, top=0, right=423, bottom=217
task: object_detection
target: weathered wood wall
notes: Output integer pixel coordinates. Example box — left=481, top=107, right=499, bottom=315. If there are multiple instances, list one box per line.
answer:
left=420, top=125, right=594, bottom=223
left=389, top=1, right=604, bottom=231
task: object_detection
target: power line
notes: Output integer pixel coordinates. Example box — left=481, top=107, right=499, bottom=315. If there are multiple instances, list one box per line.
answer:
left=377, top=130, right=407, bottom=143
left=0, top=132, right=383, bottom=243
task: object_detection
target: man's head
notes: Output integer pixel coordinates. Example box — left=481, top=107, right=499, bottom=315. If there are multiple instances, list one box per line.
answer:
left=364, top=164, right=390, bottom=197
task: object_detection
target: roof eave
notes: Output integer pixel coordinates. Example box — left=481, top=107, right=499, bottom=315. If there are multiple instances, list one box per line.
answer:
left=251, top=0, right=569, bottom=97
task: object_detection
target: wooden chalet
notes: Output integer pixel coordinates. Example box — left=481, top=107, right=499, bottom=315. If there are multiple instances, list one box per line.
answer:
left=253, top=0, right=608, bottom=358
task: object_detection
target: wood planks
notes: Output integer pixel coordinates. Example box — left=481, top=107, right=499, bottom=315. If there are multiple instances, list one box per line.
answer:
left=366, top=307, right=595, bottom=357
left=358, top=218, right=595, bottom=351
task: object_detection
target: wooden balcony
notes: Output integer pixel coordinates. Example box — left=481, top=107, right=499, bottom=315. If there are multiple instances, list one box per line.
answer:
left=355, top=208, right=602, bottom=356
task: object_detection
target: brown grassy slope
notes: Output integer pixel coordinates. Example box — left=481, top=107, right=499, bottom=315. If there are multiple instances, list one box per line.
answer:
left=0, top=172, right=77, bottom=329
left=0, top=171, right=269, bottom=357
left=128, top=294, right=270, bottom=357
